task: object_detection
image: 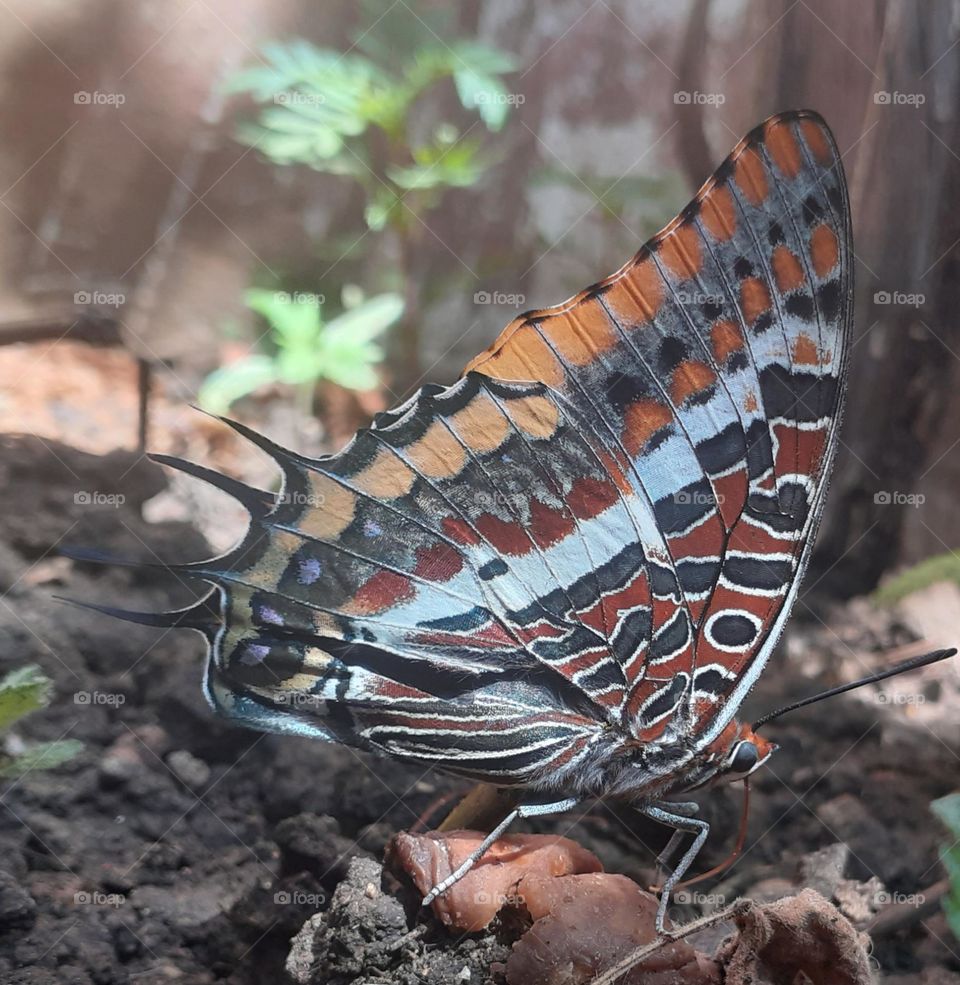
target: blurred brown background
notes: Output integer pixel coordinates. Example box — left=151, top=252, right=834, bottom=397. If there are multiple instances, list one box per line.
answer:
left=1, top=0, right=959, bottom=595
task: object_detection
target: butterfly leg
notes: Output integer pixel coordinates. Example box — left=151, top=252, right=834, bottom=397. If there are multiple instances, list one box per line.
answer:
left=421, top=796, right=579, bottom=907
left=640, top=802, right=710, bottom=934
left=653, top=800, right=700, bottom=874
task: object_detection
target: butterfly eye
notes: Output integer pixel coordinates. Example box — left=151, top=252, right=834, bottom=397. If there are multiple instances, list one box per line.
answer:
left=727, top=740, right=759, bottom=774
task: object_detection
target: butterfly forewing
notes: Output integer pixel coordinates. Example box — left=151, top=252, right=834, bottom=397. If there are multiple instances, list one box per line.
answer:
left=190, top=110, right=849, bottom=790
left=467, top=110, right=851, bottom=747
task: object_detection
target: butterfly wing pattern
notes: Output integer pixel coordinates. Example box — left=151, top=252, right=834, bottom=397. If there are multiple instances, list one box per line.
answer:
left=95, top=110, right=851, bottom=921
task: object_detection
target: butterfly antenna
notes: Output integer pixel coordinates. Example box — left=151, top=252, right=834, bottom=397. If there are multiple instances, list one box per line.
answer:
left=754, top=647, right=957, bottom=730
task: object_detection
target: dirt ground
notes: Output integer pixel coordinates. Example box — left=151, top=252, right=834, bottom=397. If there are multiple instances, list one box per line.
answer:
left=1, top=389, right=959, bottom=982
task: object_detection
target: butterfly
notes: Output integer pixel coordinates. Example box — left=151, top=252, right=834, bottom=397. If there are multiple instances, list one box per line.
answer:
left=77, top=109, right=857, bottom=931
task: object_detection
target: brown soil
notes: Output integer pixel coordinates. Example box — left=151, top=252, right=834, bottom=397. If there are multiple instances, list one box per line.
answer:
left=0, top=429, right=958, bottom=984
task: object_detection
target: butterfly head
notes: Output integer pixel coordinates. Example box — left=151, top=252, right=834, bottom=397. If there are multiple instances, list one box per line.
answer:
left=717, top=722, right=777, bottom=781
left=677, top=721, right=777, bottom=792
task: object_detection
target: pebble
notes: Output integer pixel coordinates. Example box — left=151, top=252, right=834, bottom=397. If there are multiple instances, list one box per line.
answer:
left=165, top=750, right=211, bottom=790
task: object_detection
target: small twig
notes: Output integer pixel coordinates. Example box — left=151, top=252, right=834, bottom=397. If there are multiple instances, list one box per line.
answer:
left=411, top=790, right=460, bottom=833
left=867, top=878, right=948, bottom=936
left=590, top=899, right=750, bottom=985
left=387, top=924, right=428, bottom=953
left=437, top=783, right=521, bottom=833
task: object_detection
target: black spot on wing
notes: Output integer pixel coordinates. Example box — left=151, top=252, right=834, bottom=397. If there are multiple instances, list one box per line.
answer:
left=610, top=606, right=652, bottom=666
left=709, top=612, right=757, bottom=647
left=785, top=293, right=814, bottom=320
left=653, top=478, right=715, bottom=535
left=723, top=555, right=793, bottom=592
left=649, top=610, right=690, bottom=661
left=698, top=421, right=746, bottom=475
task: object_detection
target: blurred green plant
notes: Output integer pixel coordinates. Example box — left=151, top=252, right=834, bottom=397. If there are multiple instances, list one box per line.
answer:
left=0, top=665, right=81, bottom=778
left=223, top=5, right=520, bottom=392
left=199, top=288, right=404, bottom=415
left=228, top=32, right=518, bottom=231
left=931, top=793, right=960, bottom=939
left=873, top=551, right=960, bottom=607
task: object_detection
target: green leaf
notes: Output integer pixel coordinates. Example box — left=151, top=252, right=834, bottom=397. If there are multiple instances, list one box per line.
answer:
left=364, top=186, right=403, bottom=231
left=388, top=136, right=488, bottom=190
left=875, top=552, right=960, bottom=607
left=322, top=360, right=381, bottom=391
left=0, top=740, right=83, bottom=778
left=941, top=845, right=960, bottom=887
left=933, top=794, right=960, bottom=835
left=0, top=665, right=52, bottom=732
left=933, top=793, right=960, bottom=942
left=197, top=355, right=277, bottom=414
left=245, top=289, right=322, bottom=342
left=945, top=895, right=960, bottom=942
left=324, top=293, right=404, bottom=343
left=454, top=68, right=511, bottom=131
left=275, top=348, right=322, bottom=386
